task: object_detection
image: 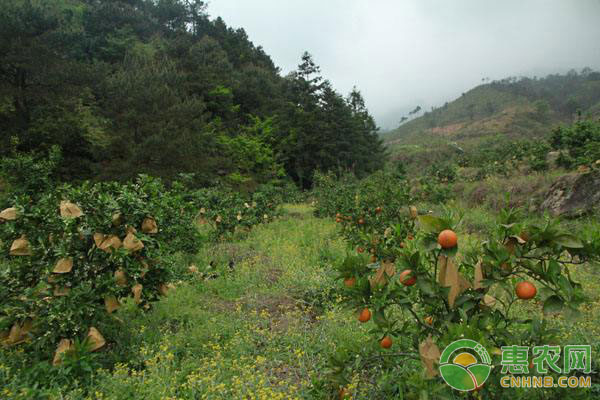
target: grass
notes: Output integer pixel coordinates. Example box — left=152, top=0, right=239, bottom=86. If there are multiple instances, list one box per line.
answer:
left=1, top=204, right=599, bottom=399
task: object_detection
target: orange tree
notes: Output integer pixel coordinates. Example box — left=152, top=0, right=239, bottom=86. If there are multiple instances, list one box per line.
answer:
left=329, top=204, right=600, bottom=397
left=313, top=170, right=415, bottom=263
left=0, top=170, right=282, bottom=365
left=192, top=186, right=282, bottom=240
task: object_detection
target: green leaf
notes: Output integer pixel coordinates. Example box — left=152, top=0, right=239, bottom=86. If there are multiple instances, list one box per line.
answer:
left=553, top=234, right=584, bottom=249
left=421, top=236, right=438, bottom=251
left=418, top=215, right=446, bottom=233
left=546, top=260, right=561, bottom=284
left=543, top=295, right=564, bottom=315
left=417, top=278, right=435, bottom=297
left=373, top=309, right=388, bottom=328
left=558, top=275, right=573, bottom=299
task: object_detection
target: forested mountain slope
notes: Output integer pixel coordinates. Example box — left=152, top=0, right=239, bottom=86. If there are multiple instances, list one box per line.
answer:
left=0, top=0, right=385, bottom=189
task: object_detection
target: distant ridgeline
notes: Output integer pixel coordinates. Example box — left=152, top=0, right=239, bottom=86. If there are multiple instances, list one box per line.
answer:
left=384, top=69, right=600, bottom=151
left=0, top=0, right=385, bottom=189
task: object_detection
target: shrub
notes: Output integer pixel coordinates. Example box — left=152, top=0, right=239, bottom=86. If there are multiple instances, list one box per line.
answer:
left=551, top=119, right=600, bottom=168
left=328, top=197, right=600, bottom=396
left=0, top=176, right=202, bottom=359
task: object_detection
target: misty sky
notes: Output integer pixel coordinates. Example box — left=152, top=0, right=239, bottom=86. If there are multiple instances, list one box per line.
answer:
left=206, top=0, right=600, bottom=129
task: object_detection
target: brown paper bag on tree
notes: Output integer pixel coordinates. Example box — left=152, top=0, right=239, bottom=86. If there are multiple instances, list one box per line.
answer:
left=369, top=262, right=395, bottom=289
left=123, top=232, right=144, bottom=252
left=438, top=256, right=469, bottom=308
left=419, top=336, right=441, bottom=378
left=94, top=233, right=122, bottom=253
left=53, top=258, right=73, bottom=274
left=132, top=284, right=143, bottom=304
left=104, top=296, right=120, bottom=313
left=409, top=206, right=418, bottom=219
left=59, top=201, right=83, bottom=218
left=114, top=269, right=127, bottom=287
left=0, top=207, right=18, bottom=221
left=10, top=235, right=31, bottom=256
left=141, top=217, right=158, bottom=234
left=53, top=339, right=73, bottom=366
left=474, top=261, right=484, bottom=290
left=87, top=327, right=105, bottom=351
left=5, top=319, right=33, bottom=345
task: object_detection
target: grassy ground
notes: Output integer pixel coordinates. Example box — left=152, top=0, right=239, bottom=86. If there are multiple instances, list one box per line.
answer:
left=1, top=204, right=599, bottom=399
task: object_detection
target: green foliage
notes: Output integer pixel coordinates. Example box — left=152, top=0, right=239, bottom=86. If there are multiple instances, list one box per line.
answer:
left=0, top=1, right=385, bottom=188
left=313, top=170, right=414, bottom=262
left=325, top=180, right=600, bottom=395
left=0, top=147, right=57, bottom=202
left=551, top=118, right=600, bottom=168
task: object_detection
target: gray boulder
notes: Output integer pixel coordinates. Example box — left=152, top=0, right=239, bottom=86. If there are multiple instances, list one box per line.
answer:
left=541, top=170, right=600, bottom=217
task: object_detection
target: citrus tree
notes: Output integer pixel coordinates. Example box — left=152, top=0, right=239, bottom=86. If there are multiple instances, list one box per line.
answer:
left=330, top=204, right=600, bottom=397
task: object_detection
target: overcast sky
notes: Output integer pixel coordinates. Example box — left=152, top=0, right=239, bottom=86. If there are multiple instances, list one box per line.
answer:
left=206, top=1, right=600, bottom=129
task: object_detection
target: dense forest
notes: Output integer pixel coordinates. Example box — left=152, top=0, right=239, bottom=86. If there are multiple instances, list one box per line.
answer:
left=0, top=0, right=385, bottom=189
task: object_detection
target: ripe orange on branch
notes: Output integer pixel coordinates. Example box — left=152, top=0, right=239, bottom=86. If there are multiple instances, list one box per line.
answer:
left=515, top=281, right=537, bottom=299
left=358, top=308, right=371, bottom=323
left=380, top=336, right=393, bottom=349
left=399, top=269, right=416, bottom=286
left=438, top=229, right=458, bottom=249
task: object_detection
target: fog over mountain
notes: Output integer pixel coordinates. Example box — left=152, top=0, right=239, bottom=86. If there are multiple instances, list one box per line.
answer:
left=207, top=0, right=600, bottom=129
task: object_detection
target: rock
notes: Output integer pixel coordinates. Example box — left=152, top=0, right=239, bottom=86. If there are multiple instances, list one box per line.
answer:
left=541, top=170, right=600, bottom=217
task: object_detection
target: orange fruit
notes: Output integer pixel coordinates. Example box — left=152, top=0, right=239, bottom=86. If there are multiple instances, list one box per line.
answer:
left=424, top=316, right=433, bottom=325
left=357, top=246, right=364, bottom=254
left=380, top=336, right=392, bottom=349
left=336, top=213, right=342, bottom=218
left=358, top=308, right=371, bottom=323
left=336, top=217, right=342, bottom=223
left=399, top=242, right=405, bottom=248
left=516, top=281, right=537, bottom=299
left=438, top=230, right=457, bottom=249
left=358, top=218, right=365, bottom=225
left=375, top=207, right=382, bottom=214
left=399, top=269, right=416, bottom=286
left=344, top=277, right=356, bottom=288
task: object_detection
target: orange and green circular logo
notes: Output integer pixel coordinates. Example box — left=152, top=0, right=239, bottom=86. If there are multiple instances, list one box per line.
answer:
left=439, top=339, right=492, bottom=391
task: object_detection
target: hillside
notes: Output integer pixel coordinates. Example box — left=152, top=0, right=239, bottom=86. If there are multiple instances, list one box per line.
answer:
left=384, top=70, right=600, bottom=164
left=0, top=0, right=384, bottom=189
